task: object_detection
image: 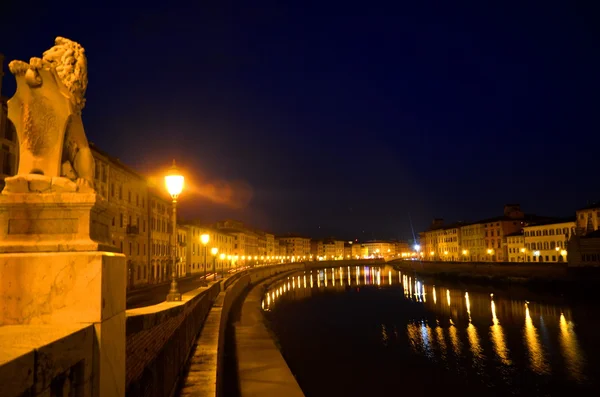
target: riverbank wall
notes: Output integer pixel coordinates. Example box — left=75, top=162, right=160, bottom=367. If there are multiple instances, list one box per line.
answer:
left=392, top=260, right=567, bottom=280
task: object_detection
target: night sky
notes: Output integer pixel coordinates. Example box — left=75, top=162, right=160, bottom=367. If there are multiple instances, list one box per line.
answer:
left=1, top=1, right=599, bottom=240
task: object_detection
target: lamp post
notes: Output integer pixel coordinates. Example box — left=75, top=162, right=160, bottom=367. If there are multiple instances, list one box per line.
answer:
left=165, top=160, right=184, bottom=302
left=487, top=248, right=494, bottom=262
left=211, top=247, right=218, bottom=278
left=200, top=233, right=209, bottom=279
left=520, top=247, right=526, bottom=263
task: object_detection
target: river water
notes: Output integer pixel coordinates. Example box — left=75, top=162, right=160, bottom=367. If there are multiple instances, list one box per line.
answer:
left=262, top=265, right=600, bottom=396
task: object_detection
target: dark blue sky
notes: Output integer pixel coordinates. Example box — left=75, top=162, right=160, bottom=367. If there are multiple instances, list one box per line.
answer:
left=1, top=1, right=599, bottom=240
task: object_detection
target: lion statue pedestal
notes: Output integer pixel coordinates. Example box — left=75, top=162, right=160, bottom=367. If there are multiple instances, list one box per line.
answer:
left=0, top=37, right=125, bottom=397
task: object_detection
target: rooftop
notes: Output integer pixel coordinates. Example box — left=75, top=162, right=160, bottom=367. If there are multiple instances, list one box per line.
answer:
left=577, top=202, right=600, bottom=211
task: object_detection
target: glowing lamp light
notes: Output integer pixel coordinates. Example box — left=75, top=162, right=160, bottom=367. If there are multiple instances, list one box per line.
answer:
left=211, top=247, right=219, bottom=256
left=200, top=234, right=210, bottom=245
left=520, top=248, right=526, bottom=253
left=414, top=244, right=421, bottom=252
left=462, top=250, right=468, bottom=255
left=164, top=160, right=184, bottom=199
left=560, top=250, right=567, bottom=256
left=534, top=250, right=540, bottom=257
left=220, top=253, right=225, bottom=260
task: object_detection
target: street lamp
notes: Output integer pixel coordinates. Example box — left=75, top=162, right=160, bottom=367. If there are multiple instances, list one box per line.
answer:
left=520, top=247, right=526, bottom=262
left=487, top=248, right=494, bottom=262
left=165, top=160, right=184, bottom=302
left=200, top=233, right=209, bottom=279
left=534, top=250, right=541, bottom=262
left=211, top=247, right=218, bottom=278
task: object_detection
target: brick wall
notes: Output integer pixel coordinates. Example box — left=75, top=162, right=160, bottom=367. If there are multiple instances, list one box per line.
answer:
left=125, top=283, right=221, bottom=397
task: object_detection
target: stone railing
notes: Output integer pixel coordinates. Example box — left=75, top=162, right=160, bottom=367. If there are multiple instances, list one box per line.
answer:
left=0, top=324, right=95, bottom=397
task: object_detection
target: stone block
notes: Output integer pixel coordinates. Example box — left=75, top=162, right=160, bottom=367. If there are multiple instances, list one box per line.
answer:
left=27, top=174, right=52, bottom=192
left=0, top=251, right=126, bottom=325
left=94, top=311, right=126, bottom=397
left=0, top=192, right=115, bottom=253
left=51, top=176, right=78, bottom=192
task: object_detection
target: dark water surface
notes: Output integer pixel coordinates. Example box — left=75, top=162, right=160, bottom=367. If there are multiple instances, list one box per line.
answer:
left=263, top=265, right=600, bottom=397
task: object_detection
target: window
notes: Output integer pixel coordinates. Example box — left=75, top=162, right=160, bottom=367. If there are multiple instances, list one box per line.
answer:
left=120, top=213, right=123, bottom=228
left=111, top=183, right=115, bottom=197
left=128, top=215, right=132, bottom=226
left=137, top=243, right=140, bottom=255
left=143, top=220, right=146, bottom=232
left=119, top=185, right=123, bottom=200
left=144, top=244, right=146, bottom=255
left=491, top=231, right=494, bottom=237
left=112, top=217, right=115, bottom=227
left=129, top=242, right=132, bottom=255
left=136, top=194, right=139, bottom=206
left=128, top=191, right=131, bottom=203
left=120, top=241, right=123, bottom=253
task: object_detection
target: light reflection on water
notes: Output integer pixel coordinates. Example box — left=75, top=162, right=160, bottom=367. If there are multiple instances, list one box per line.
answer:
left=263, top=266, right=591, bottom=394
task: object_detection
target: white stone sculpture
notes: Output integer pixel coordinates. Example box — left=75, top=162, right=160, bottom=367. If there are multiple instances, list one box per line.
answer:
left=2, top=36, right=95, bottom=194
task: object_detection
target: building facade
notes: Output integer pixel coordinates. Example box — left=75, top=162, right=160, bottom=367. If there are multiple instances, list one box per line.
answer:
left=523, top=219, right=575, bottom=263
left=277, top=235, right=311, bottom=259
left=149, top=188, right=173, bottom=284
left=506, top=231, right=525, bottom=262
left=0, top=56, right=18, bottom=192
left=91, top=144, right=151, bottom=289
left=576, top=203, right=600, bottom=235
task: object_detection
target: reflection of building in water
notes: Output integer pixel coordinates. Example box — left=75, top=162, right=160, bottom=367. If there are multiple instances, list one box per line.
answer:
left=490, top=299, right=511, bottom=365
left=559, top=313, right=586, bottom=382
left=524, top=304, right=550, bottom=375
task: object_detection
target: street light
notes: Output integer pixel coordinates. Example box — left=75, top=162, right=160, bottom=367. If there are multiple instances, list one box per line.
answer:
left=534, top=250, right=541, bottom=262
left=165, top=160, right=184, bottom=302
left=200, top=233, right=209, bottom=279
left=520, top=247, right=526, bottom=262
left=211, top=247, right=218, bottom=278
left=487, top=248, right=494, bottom=262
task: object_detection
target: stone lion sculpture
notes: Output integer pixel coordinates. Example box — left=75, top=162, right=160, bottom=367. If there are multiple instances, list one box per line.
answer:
left=3, top=36, right=95, bottom=193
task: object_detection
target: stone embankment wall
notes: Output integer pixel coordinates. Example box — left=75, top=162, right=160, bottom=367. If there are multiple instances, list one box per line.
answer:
left=392, top=260, right=569, bottom=280
left=304, top=258, right=384, bottom=270
left=179, top=263, right=303, bottom=397
left=126, top=263, right=304, bottom=397
left=125, top=283, right=221, bottom=397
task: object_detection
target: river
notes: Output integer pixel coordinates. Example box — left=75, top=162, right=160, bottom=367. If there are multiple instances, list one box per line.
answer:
left=262, top=265, right=599, bottom=396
